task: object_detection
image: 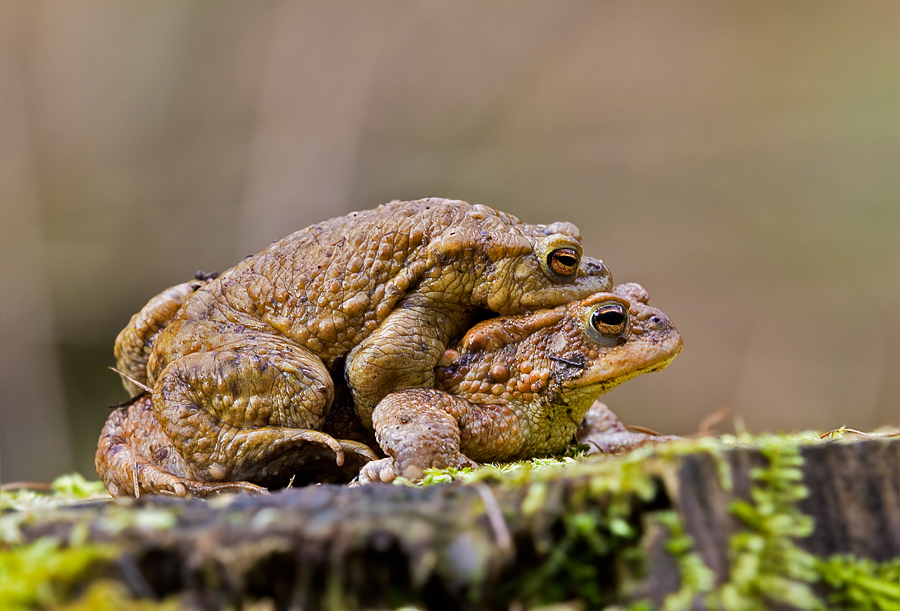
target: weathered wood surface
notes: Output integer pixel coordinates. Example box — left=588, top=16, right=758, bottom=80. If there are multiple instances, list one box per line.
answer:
left=630, top=438, right=900, bottom=609
left=4, top=438, right=899, bottom=609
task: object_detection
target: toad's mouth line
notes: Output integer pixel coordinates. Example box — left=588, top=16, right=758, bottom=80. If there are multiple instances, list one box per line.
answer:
left=561, top=345, right=683, bottom=396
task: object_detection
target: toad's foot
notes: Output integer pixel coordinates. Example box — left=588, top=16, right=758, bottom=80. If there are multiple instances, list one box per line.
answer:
left=576, top=400, right=679, bottom=455
left=354, top=388, right=482, bottom=484
left=100, top=426, right=374, bottom=496
left=338, top=438, right=380, bottom=464
left=355, top=452, right=477, bottom=485
left=98, top=434, right=268, bottom=499
left=219, top=426, right=348, bottom=476
left=355, top=458, right=401, bottom=484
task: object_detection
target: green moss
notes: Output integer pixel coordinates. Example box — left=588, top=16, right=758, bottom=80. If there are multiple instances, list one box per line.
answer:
left=400, top=443, right=663, bottom=606
left=0, top=537, right=118, bottom=611
left=0, top=527, right=181, bottom=609
left=412, top=432, right=792, bottom=494
left=473, top=450, right=663, bottom=606
left=517, top=507, right=621, bottom=607
left=654, top=510, right=714, bottom=611
left=412, top=454, right=587, bottom=489
left=815, top=554, right=900, bottom=611
left=0, top=474, right=186, bottom=610
left=408, top=435, right=812, bottom=608
left=365, top=433, right=900, bottom=608
left=48, top=580, right=180, bottom=611
left=715, top=438, right=819, bottom=610
left=0, top=473, right=110, bottom=512
left=48, top=474, right=109, bottom=499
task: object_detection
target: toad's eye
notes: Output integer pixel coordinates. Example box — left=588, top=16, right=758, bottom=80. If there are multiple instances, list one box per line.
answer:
left=591, top=303, right=627, bottom=336
left=547, top=248, right=579, bottom=277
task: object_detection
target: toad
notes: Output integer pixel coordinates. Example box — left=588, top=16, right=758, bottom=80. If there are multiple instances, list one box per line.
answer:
left=99, top=198, right=612, bottom=496
left=357, top=282, right=682, bottom=483
left=97, top=283, right=679, bottom=495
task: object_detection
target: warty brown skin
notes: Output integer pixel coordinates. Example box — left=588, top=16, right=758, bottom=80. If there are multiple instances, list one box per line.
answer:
left=357, top=282, right=682, bottom=484
left=99, top=198, right=612, bottom=497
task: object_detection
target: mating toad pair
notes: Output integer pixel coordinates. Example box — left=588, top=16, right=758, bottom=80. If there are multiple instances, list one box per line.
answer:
left=96, top=198, right=681, bottom=497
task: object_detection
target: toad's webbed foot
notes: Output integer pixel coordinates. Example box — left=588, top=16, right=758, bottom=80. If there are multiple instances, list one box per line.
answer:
left=205, top=426, right=379, bottom=477
left=355, top=388, right=478, bottom=484
left=98, top=433, right=268, bottom=499
left=99, top=425, right=373, bottom=496
left=356, top=458, right=401, bottom=484
left=575, top=400, right=679, bottom=455
left=106, top=455, right=268, bottom=498
left=96, top=399, right=269, bottom=498
left=220, top=426, right=348, bottom=471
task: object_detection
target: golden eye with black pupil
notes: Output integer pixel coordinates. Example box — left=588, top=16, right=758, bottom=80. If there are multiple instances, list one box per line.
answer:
left=547, top=248, right=579, bottom=277
left=591, top=303, right=627, bottom=336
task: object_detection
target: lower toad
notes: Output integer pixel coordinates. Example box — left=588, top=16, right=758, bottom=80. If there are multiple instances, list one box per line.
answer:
left=357, top=282, right=682, bottom=483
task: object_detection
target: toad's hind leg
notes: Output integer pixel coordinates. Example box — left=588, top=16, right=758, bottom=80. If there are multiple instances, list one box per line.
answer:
left=152, top=338, right=352, bottom=483
left=95, top=396, right=268, bottom=498
left=98, top=428, right=268, bottom=498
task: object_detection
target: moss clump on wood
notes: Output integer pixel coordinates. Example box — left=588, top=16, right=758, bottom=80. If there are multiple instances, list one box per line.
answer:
left=815, top=554, right=900, bottom=611
left=0, top=538, right=120, bottom=611
left=0, top=474, right=109, bottom=513
left=622, top=434, right=900, bottom=611
left=717, top=439, right=820, bottom=609
left=653, top=509, right=715, bottom=610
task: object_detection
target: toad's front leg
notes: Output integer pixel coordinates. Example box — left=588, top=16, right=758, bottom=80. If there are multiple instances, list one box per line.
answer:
left=345, top=302, right=469, bottom=429
left=152, top=334, right=376, bottom=484
left=357, top=389, right=527, bottom=484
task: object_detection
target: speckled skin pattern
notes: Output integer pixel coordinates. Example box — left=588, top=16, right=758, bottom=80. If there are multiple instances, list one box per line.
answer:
left=96, top=198, right=613, bottom=497
left=357, top=282, right=682, bottom=483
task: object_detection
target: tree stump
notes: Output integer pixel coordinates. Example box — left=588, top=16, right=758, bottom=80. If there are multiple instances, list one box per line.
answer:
left=2, top=436, right=898, bottom=610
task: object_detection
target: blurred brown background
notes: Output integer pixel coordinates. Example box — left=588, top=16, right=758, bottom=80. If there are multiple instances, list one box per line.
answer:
left=2, top=1, right=898, bottom=483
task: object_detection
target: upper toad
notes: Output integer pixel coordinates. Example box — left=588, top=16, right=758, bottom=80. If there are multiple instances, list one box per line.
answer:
left=104, top=198, right=612, bottom=495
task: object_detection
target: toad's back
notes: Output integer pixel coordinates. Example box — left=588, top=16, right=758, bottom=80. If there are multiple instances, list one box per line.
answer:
left=153, top=198, right=587, bottom=374
left=166, top=200, right=468, bottom=364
